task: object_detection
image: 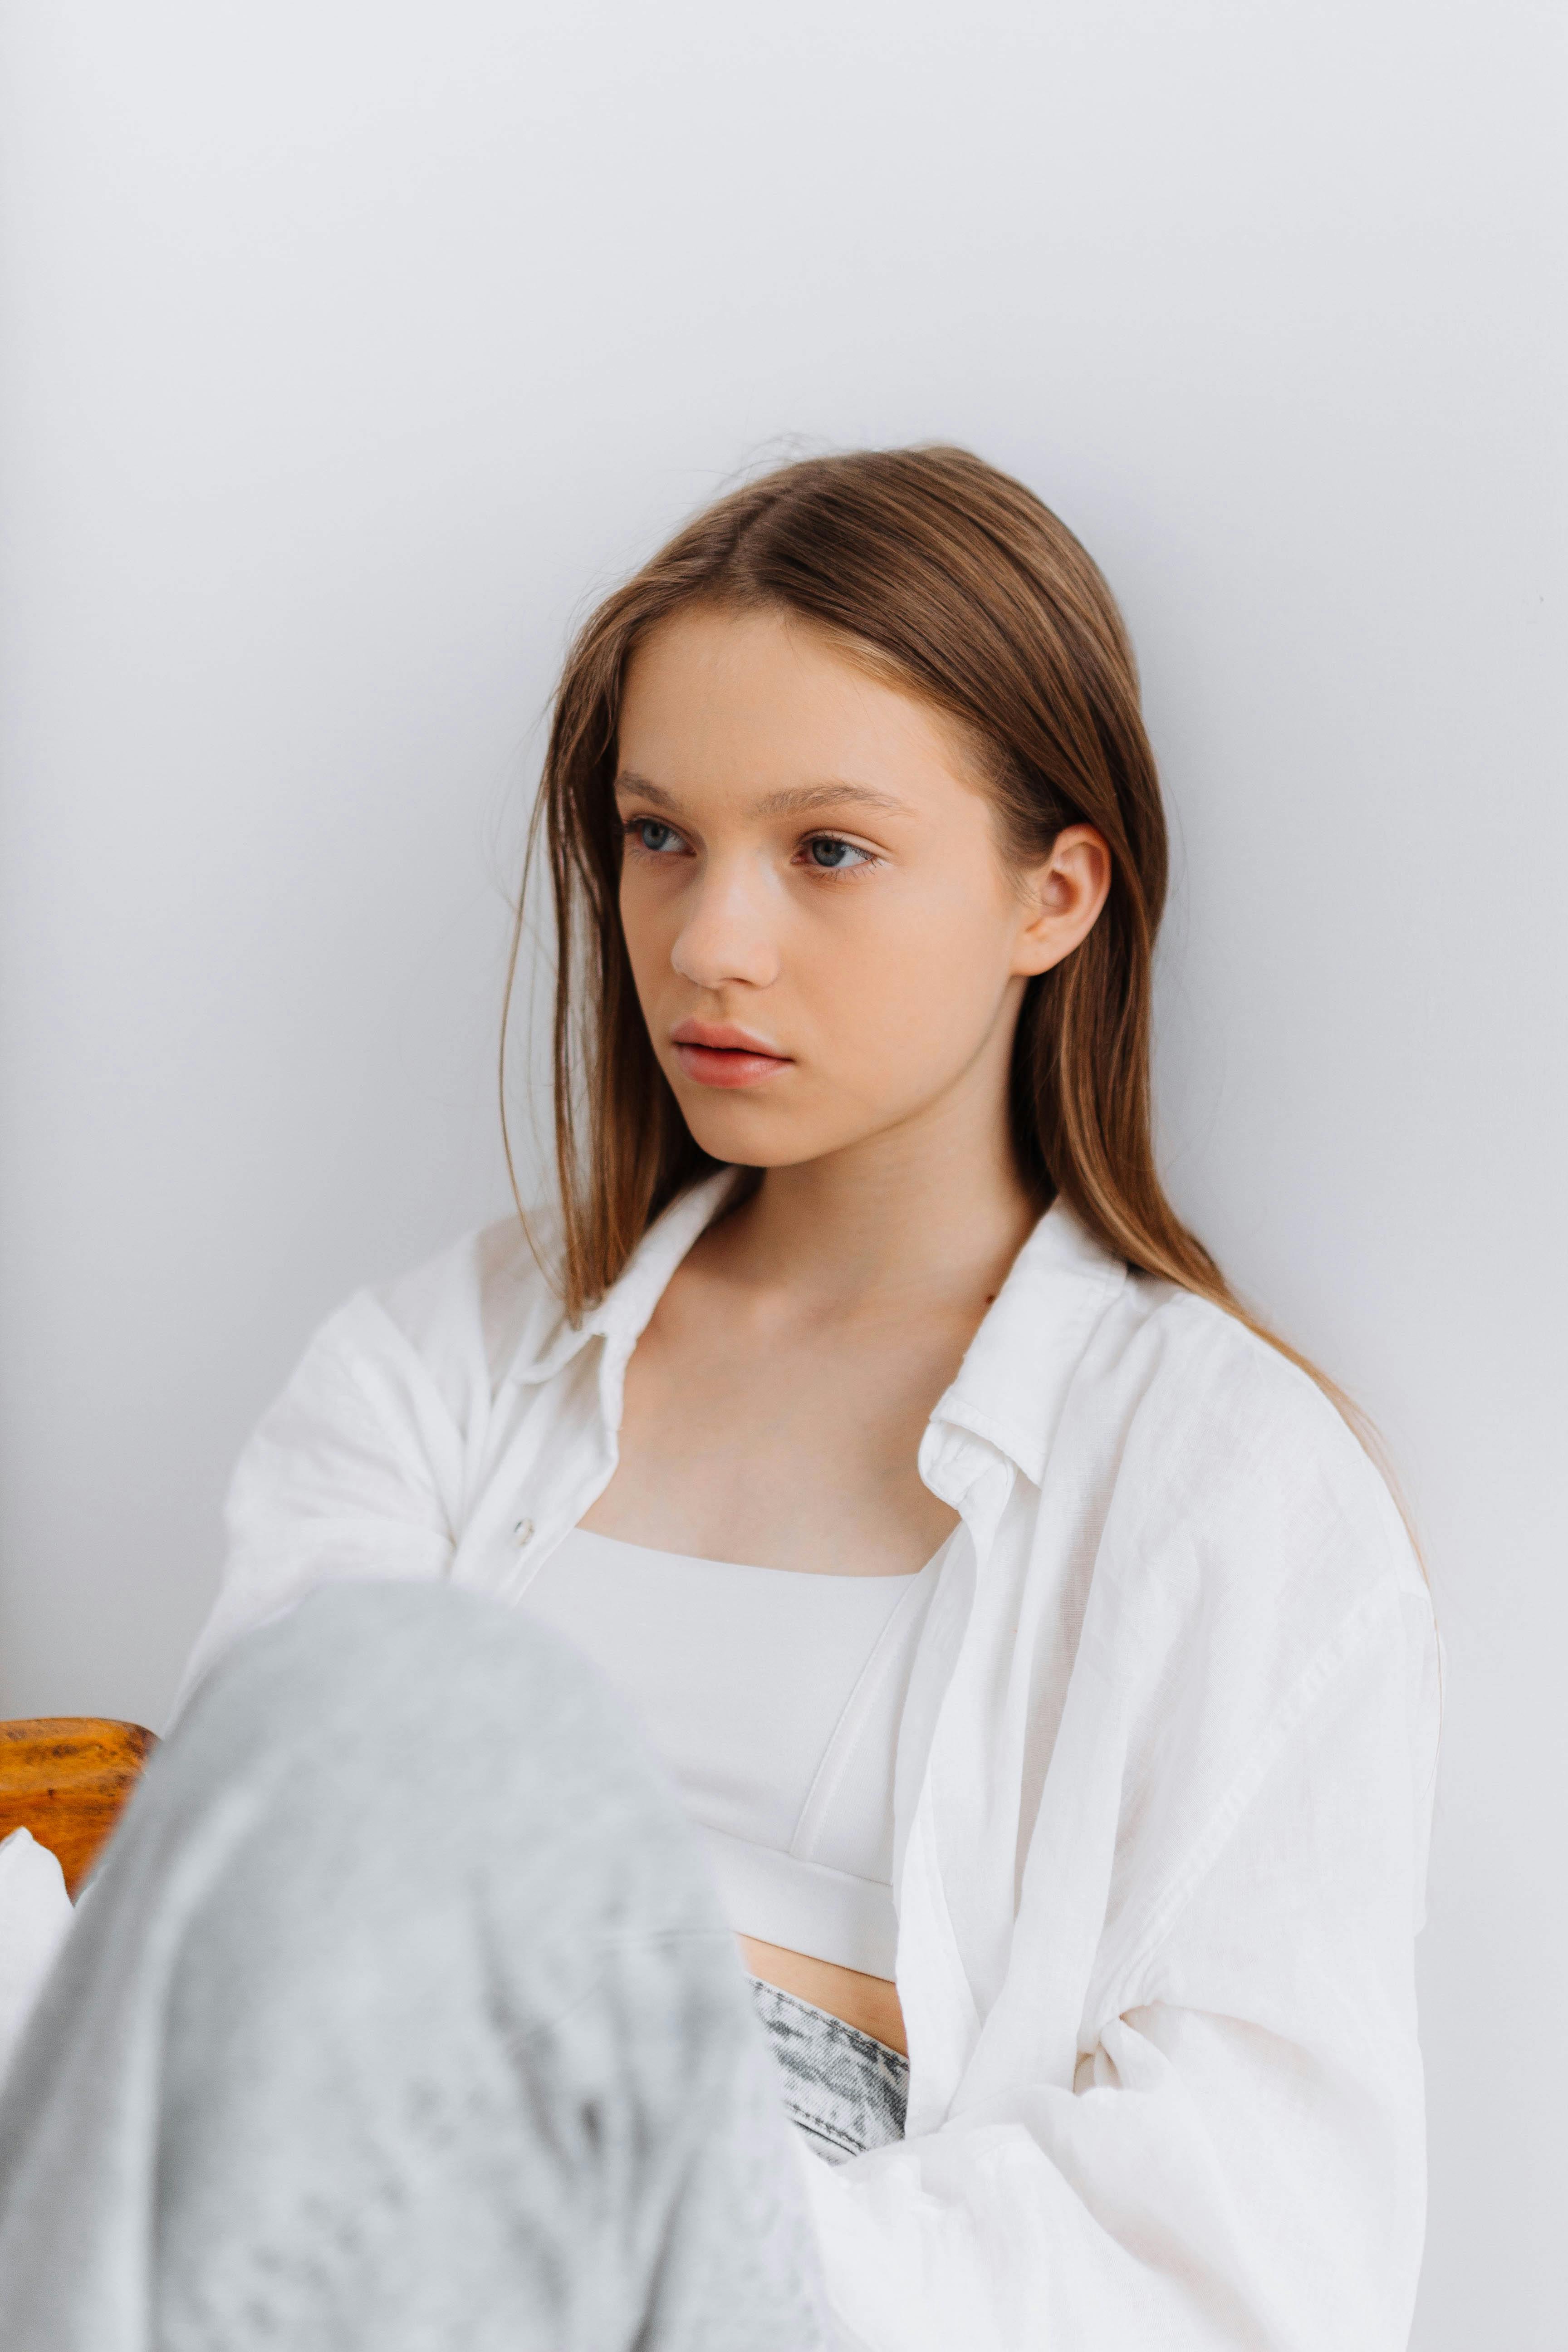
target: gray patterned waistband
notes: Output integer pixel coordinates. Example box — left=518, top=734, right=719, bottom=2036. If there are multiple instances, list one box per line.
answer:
left=747, top=1977, right=909, bottom=2167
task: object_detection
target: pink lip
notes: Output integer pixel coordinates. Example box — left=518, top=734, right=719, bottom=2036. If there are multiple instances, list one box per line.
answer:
left=670, top=1020, right=793, bottom=1090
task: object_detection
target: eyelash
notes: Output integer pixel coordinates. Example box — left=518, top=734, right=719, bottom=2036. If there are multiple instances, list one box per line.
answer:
left=618, top=816, right=881, bottom=879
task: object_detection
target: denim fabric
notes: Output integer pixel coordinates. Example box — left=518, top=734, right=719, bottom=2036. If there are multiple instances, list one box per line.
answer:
left=749, top=1977, right=908, bottom=2167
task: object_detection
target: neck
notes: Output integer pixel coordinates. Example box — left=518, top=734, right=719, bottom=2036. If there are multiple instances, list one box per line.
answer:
left=721, top=1083, right=1039, bottom=1311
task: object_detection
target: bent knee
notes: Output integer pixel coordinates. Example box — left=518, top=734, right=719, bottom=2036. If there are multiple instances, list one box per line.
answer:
left=193, top=1580, right=628, bottom=1769
left=162, top=1580, right=695, bottom=1890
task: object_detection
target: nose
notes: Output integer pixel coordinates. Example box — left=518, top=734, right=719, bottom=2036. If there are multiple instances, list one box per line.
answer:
left=670, top=853, right=779, bottom=992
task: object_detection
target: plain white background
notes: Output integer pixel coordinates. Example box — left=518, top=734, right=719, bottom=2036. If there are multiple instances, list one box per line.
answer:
left=1, top=2, right=1562, bottom=2340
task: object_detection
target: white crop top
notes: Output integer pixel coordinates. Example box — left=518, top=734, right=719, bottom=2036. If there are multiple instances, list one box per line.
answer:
left=519, top=1527, right=948, bottom=1977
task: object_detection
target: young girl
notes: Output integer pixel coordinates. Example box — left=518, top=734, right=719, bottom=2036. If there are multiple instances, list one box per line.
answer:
left=0, top=447, right=1437, bottom=2351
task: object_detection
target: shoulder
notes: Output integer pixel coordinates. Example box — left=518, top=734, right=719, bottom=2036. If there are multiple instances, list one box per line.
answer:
left=1115, top=1279, right=1387, bottom=1504
left=368, top=1201, right=573, bottom=1387
left=268, top=1202, right=574, bottom=1452
left=1081, top=1275, right=1426, bottom=1654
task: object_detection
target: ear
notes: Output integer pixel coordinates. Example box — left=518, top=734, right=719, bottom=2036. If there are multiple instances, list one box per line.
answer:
left=1012, top=825, right=1113, bottom=977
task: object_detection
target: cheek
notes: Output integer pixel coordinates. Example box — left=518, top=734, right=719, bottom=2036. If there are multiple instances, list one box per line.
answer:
left=617, top=874, right=669, bottom=990
left=805, top=884, right=1012, bottom=1061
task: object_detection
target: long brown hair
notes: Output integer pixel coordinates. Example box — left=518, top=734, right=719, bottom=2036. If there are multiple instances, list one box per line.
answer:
left=503, top=444, right=1368, bottom=1440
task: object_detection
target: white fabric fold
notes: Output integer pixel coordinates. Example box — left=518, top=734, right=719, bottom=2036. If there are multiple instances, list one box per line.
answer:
left=0, top=1830, right=73, bottom=2088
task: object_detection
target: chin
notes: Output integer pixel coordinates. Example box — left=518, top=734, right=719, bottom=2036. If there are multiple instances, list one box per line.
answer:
left=672, top=1097, right=866, bottom=1173
left=679, top=1115, right=804, bottom=1168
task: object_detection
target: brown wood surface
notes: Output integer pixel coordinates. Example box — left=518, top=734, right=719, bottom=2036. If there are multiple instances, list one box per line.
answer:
left=0, top=1718, right=157, bottom=1896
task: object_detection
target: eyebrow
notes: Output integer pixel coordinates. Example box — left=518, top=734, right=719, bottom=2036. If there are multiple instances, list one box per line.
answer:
left=613, top=771, right=912, bottom=819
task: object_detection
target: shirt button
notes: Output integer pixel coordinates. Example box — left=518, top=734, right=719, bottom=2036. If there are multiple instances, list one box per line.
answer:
left=512, top=1517, right=534, bottom=1548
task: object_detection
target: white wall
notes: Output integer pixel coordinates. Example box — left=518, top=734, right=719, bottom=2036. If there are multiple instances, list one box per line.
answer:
left=0, top=3, right=1562, bottom=2341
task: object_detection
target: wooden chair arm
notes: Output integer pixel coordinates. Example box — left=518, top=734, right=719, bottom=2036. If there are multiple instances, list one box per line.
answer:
left=0, top=1719, right=158, bottom=1896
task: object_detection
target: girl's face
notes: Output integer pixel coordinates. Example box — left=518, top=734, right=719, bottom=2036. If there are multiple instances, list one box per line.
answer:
left=614, top=604, right=1108, bottom=1175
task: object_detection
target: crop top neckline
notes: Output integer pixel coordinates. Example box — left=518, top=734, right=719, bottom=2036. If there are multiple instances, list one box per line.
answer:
left=563, top=1522, right=939, bottom=1582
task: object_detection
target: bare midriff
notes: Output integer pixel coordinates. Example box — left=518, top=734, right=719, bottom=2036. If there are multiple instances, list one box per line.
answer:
left=738, top=1933, right=907, bottom=2057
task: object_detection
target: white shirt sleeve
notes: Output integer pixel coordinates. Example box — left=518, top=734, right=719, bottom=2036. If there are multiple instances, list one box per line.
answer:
left=173, top=1291, right=462, bottom=1713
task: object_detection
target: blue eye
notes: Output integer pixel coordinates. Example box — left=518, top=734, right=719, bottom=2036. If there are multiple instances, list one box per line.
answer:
left=806, top=836, right=867, bottom=870
left=632, top=819, right=682, bottom=855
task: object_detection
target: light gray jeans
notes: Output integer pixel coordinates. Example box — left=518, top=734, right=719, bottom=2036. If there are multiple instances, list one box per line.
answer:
left=0, top=1583, right=833, bottom=2352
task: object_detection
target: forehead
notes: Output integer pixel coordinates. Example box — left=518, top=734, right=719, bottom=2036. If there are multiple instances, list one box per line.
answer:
left=617, top=605, right=985, bottom=803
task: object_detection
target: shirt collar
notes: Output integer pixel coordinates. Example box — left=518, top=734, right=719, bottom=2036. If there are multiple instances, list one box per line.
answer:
left=927, top=1199, right=1127, bottom=1486
left=581, top=1166, right=744, bottom=1352
left=505, top=1166, right=741, bottom=1386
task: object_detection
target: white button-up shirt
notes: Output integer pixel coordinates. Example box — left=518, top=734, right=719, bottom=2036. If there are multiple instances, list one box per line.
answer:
left=181, top=1170, right=1439, bottom=2351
